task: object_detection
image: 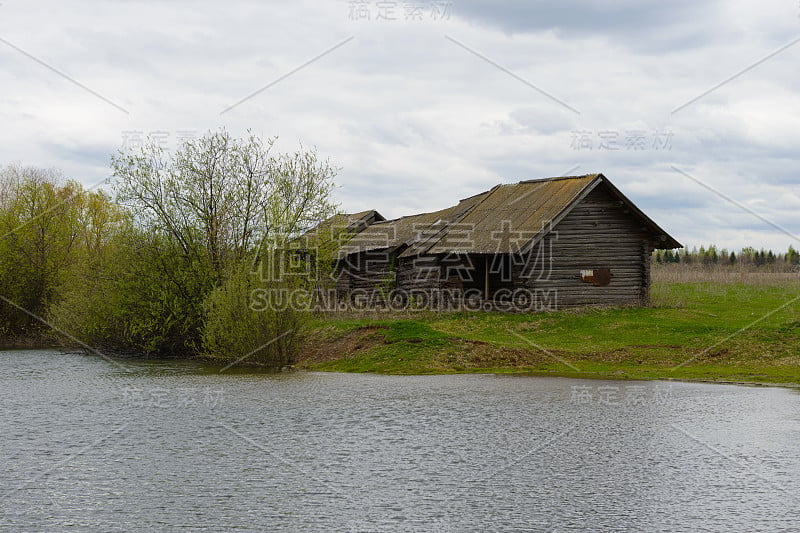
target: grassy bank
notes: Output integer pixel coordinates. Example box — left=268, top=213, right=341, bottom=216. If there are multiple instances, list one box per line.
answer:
left=300, top=279, right=800, bottom=385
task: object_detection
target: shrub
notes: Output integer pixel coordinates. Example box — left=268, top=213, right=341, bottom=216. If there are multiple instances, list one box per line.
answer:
left=202, top=261, right=303, bottom=368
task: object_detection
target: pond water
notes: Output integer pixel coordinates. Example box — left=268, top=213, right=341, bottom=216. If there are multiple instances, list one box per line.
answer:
left=1, top=349, right=798, bottom=532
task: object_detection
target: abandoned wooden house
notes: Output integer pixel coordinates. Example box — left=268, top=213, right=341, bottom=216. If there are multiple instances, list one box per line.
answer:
left=307, top=173, right=681, bottom=311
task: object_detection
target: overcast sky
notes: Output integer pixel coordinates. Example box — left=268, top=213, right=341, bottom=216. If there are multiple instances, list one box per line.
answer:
left=1, top=0, right=799, bottom=251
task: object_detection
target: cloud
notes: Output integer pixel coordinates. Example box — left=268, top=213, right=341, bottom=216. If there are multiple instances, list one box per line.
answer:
left=0, top=0, right=798, bottom=251
left=452, top=0, right=715, bottom=50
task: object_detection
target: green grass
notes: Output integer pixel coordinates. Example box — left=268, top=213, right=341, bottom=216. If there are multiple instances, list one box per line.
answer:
left=300, top=282, right=800, bottom=385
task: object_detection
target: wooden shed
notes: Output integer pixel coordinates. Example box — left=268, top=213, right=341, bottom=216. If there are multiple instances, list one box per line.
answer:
left=315, top=174, right=681, bottom=311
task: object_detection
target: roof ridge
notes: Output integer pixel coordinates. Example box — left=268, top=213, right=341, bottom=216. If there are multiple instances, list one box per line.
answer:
left=339, top=209, right=381, bottom=218
left=517, top=174, right=599, bottom=184
left=457, top=185, right=498, bottom=202
left=370, top=186, right=497, bottom=226
left=371, top=207, right=450, bottom=225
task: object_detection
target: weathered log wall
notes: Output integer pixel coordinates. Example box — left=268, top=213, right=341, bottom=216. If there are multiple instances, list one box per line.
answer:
left=335, top=250, right=394, bottom=301
left=526, top=185, right=653, bottom=308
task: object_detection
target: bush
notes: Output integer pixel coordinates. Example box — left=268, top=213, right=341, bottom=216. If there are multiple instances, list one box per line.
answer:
left=50, top=230, right=215, bottom=357
left=201, top=261, right=303, bottom=368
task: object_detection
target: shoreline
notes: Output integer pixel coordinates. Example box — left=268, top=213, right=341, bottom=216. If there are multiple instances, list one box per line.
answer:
left=298, top=355, right=800, bottom=389
left=2, top=340, right=797, bottom=389
left=307, top=367, right=800, bottom=389
left=3, top=280, right=799, bottom=388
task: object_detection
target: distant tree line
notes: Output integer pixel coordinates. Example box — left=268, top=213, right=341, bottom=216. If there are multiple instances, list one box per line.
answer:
left=0, top=130, right=338, bottom=366
left=655, top=245, right=800, bottom=269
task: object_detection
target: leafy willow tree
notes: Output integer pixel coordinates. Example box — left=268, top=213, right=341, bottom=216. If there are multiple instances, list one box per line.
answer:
left=50, top=226, right=214, bottom=356
left=0, top=165, right=100, bottom=337
left=100, top=129, right=339, bottom=361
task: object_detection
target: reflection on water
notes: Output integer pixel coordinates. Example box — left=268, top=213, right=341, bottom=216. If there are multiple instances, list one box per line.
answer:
left=1, top=349, right=799, bottom=532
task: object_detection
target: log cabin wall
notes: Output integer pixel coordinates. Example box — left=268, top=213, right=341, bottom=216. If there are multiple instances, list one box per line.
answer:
left=336, top=250, right=395, bottom=303
left=526, top=184, right=653, bottom=309
left=396, top=255, right=444, bottom=292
